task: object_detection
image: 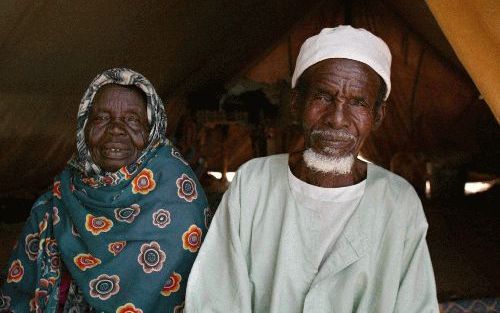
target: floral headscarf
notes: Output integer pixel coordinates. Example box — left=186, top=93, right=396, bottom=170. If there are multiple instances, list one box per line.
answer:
left=71, top=68, right=168, bottom=177
left=1, top=68, right=209, bottom=312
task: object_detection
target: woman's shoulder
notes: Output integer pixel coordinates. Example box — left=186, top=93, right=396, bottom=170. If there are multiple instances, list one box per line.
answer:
left=32, top=191, right=53, bottom=212
left=154, top=144, right=195, bottom=173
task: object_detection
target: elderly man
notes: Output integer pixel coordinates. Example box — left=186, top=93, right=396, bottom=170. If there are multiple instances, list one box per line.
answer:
left=185, top=26, right=439, bottom=313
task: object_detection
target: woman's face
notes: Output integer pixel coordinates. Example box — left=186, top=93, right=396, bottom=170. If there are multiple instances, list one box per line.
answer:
left=85, top=84, right=149, bottom=172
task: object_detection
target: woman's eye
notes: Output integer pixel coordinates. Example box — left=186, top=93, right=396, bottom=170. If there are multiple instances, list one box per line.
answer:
left=94, top=114, right=109, bottom=121
left=126, top=116, right=139, bottom=123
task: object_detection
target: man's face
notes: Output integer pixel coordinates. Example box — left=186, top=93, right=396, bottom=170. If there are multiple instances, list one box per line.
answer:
left=293, top=58, right=385, bottom=161
left=85, top=84, right=149, bottom=172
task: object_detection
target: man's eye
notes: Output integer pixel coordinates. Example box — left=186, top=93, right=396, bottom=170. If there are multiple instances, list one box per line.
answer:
left=313, top=92, right=332, bottom=102
left=350, top=97, right=368, bottom=107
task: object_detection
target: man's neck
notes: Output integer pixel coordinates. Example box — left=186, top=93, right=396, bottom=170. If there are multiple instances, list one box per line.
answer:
left=288, top=151, right=367, bottom=188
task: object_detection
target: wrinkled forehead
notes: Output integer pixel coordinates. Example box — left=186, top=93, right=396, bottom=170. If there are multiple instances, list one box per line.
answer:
left=92, top=84, right=148, bottom=108
left=299, top=58, right=382, bottom=91
left=88, top=83, right=151, bottom=123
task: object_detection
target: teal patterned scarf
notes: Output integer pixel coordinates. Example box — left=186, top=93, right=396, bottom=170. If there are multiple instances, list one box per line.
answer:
left=1, top=69, right=209, bottom=312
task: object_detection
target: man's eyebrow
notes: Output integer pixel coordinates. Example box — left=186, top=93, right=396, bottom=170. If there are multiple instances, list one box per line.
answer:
left=310, top=86, right=329, bottom=94
left=309, top=88, right=335, bottom=99
left=310, top=84, right=338, bottom=93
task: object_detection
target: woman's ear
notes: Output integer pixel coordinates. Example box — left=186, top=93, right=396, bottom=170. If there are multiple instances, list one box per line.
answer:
left=373, top=102, right=386, bottom=130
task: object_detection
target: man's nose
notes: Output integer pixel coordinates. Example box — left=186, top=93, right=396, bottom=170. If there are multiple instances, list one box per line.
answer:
left=325, top=100, right=349, bottom=129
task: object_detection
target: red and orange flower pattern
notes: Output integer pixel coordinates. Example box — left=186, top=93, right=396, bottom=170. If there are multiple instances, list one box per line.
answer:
left=25, top=233, right=40, bottom=261
left=131, top=169, right=156, bottom=195
left=81, top=177, right=99, bottom=188
left=108, top=241, right=127, bottom=256
left=116, top=303, right=143, bottom=313
left=38, top=213, right=49, bottom=233
left=33, top=288, right=48, bottom=311
left=102, top=175, right=117, bottom=186
left=47, top=277, right=57, bottom=286
left=160, top=272, right=182, bottom=296
left=50, top=254, right=61, bottom=273
left=85, top=214, right=113, bottom=235
left=74, top=253, right=102, bottom=271
left=38, top=278, right=53, bottom=289
left=7, top=259, right=24, bottom=283
left=119, top=166, right=134, bottom=180
left=182, top=225, right=202, bottom=253
left=53, top=181, right=62, bottom=199
left=38, top=277, right=57, bottom=289
left=45, top=238, right=58, bottom=256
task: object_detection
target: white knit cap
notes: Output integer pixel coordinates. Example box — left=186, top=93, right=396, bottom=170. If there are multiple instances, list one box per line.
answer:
left=291, top=26, right=392, bottom=100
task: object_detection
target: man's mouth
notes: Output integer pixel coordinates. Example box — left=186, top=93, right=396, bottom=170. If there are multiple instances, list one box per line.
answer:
left=312, top=129, right=354, bottom=140
left=310, top=130, right=356, bottom=154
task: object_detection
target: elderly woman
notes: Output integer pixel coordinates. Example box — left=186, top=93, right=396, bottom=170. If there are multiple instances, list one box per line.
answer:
left=0, top=68, right=208, bottom=312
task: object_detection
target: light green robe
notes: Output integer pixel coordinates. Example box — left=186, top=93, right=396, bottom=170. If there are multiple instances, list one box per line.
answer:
left=186, top=154, right=439, bottom=313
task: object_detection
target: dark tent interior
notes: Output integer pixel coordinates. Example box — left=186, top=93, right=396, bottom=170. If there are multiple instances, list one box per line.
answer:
left=1, top=0, right=498, bottom=310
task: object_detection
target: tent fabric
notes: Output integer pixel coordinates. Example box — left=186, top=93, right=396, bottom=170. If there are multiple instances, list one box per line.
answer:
left=426, top=0, right=500, bottom=122
left=1, top=0, right=498, bottom=198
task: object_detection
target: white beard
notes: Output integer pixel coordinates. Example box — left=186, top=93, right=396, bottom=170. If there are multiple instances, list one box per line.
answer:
left=303, top=148, right=355, bottom=174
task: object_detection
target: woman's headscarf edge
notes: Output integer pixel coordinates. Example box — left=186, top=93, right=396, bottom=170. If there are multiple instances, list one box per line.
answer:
left=72, top=68, right=168, bottom=176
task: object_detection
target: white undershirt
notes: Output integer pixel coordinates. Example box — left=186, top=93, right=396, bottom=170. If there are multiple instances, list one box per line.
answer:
left=288, top=167, right=366, bottom=267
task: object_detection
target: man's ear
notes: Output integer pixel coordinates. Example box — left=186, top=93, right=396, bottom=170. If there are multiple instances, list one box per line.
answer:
left=373, top=102, right=386, bottom=130
left=290, top=89, right=301, bottom=121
